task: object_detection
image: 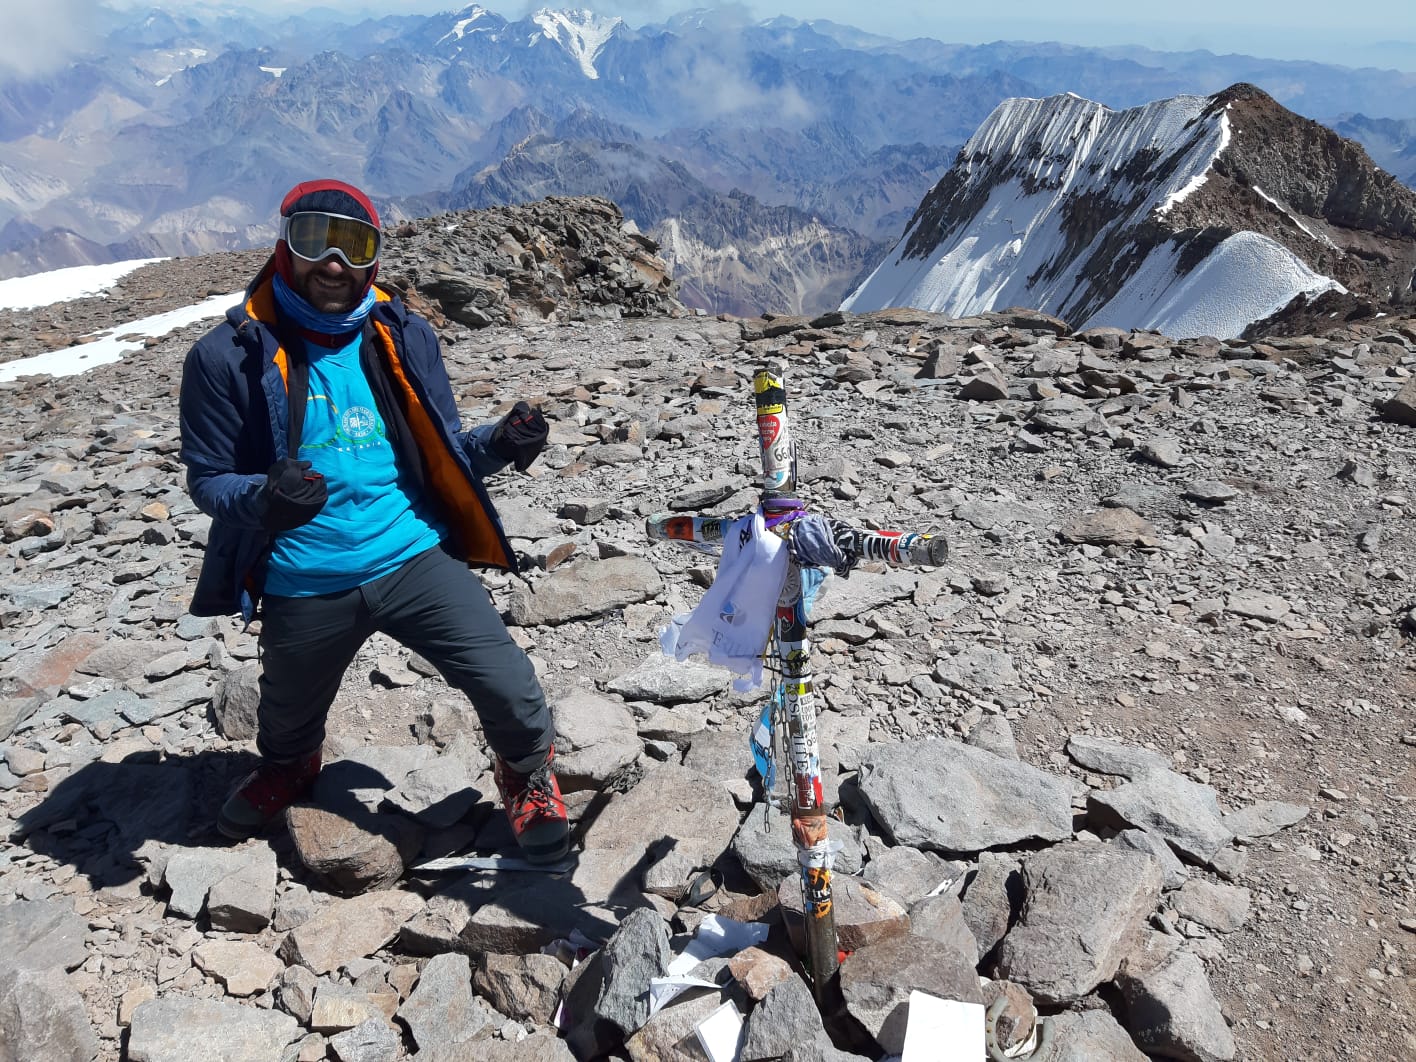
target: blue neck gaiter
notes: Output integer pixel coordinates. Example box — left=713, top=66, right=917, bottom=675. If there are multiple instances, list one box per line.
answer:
left=273, top=273, right=377, bottom=335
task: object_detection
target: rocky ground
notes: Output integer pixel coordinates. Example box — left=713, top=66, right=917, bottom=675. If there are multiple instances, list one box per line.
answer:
left=0, top=200, right=1414, bottom=1062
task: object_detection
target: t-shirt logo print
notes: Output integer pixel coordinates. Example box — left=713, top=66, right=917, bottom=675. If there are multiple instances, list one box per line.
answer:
left=303, top=394, right=386, bottom=455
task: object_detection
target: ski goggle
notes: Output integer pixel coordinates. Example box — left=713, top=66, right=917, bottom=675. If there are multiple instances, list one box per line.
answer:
left=279, top=211, right=381, bottom=268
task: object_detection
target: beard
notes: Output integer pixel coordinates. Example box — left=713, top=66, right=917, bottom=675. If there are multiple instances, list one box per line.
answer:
left=296, top=268, right=362, bottom=313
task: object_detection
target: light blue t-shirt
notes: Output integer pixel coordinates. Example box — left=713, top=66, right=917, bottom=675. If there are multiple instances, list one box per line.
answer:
left=264, top=335, right=444, bottom=596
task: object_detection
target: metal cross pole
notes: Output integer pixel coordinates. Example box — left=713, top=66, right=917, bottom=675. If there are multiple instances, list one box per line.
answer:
left=647, top=362, right=947, bottom=1003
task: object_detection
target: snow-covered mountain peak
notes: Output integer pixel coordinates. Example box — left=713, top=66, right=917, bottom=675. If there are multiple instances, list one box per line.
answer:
left=437, top=4, right=497, bottom=45
left=530, top=8, right=624, bottom=80
left=843, top=84, right=1416, bottom=338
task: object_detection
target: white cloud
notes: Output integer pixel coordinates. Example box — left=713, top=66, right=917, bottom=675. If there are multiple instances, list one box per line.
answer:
left=0, top=0, right=108, bottom=78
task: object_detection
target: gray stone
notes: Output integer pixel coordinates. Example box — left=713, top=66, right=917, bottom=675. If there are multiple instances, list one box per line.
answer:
left=205, top=845, right=278, bottom=932
left=960, top=852, right=1022, bottom=959
left=164, top=846, right=258, bottom=920
left=0, top=897, right=89, bottom=971
left=1221, top=800, right=1309, bottom=839
left=812, top=570, right=917, bottom=622
left=840, top=931, right=983, bottom=1054
left=740, top=975, right=827, bottom=1061
left=1111, top=829, right=1189, bottom=891
left=907, top=893, right=980, bottom=963
left=211, top=664, right=261, bottom=740
left=582, top=764, right=741, bottom=868
left=552, top=688, right=641, bottom=792
left=1087, top=769, right=1234, bottom=866
left=473, top=952, right=566, bottom=1024
left=417, top=1031, right=575, bottom=1062
left=328, top=1017, right=400, bottom=1062
left=1043, top=1008, right=1149, bottom=1061
left=965, top=713, right=1018, bottom=758
left=1139, top=437, right=1183, bottom=467
left=934, top=645, right=1019, bottom=692
left=1116, top=932, right=1236, bottom=1061
left=861, top=845, right=961, bottom=907
left=507, top=556, right=662, bottom=626
left=1066, top=735, right=1170, bottom=779
left=0, top=964, right=99, bottom=1062
left=280, top=890, right=426, bottom=975
left=1225, top=589, right=1290, bottom=622
left=1183, top=480, right=1240, bottom=504
left=857, top=739, right=1074, bottom=852
left=127, top=997, right=300, bottom=1062
left=995, top=843, right=1163, bottom=1004
left=731, top=803, right=862, bottom=892
left=380, top=734, right=487, bottom=828
left=564, top=907, right=669, bottom=1058
left=398, top=952, right=490, bottom=1052
left=606, top=654, right=729, bottom=705
left=1058, top=508, right=1159, bottom=546
left=277, top=965, right=319, bottom=1024
left=1172, top=880, right=1250, bottom=933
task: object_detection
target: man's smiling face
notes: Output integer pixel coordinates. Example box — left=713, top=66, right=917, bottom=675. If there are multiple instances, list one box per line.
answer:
left=291, top=253, right=369, bottom=314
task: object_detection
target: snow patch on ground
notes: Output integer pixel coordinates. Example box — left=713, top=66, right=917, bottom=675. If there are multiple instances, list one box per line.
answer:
left=0, top=259, right=166, bottom=311
left=0, top=290, right=241, bottom=383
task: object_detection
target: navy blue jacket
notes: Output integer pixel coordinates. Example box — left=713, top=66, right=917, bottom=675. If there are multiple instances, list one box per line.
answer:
left=179, top=274, right=518, bottom=619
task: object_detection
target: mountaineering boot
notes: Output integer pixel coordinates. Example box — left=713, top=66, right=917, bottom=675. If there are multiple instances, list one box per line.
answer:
left=217, top=750, right=322, bottom=840
left=494, top=747, right=570, bottom=864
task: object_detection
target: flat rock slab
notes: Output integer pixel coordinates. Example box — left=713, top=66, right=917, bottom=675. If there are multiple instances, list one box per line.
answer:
left=398, top=952, right=491, bottom=1053
left=606, top=654, right=729, bottom=705
left=0, top=896, right=89, bottom=971
left=1173, top=879, right=1250, bottom=934
left=581, top=763, right=741, bottom=868
left=206, top=844, right=277, bottom=932
left=812, top=570, right=918, bottom=622
left=192, top=939, right=283, bottom=997
left=995, top=843, right=1163, bottom=1005
left=1087, top=768, right=1234, bottom=866
left=1066, top=735, right=1170, bottom=779
left=1116, top=932, right=1237, bottom=1061
left=553, top=689, right=641, bottom=791
left=1043, top=1008, right=1149, bottom=1061
left=507, top=556, right=662, bottom=626
left=281, top=890, right=426, bottom=975
left=127, top=997, right=300, bottom=1062
left=164, top=846, right=263, bottom=920
left=840, top=931, right=983, bottom=1054
left=1222, top=800, right=1309, bottom=839
left=1059, top=507, right=1159, bottom=546
left=857, top=739, right=1073, bottom=852
left=0, top=964, right=99, bottom=1062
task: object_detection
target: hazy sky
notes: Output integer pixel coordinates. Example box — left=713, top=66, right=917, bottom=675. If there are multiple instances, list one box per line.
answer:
left=12, top=0, right=1416, bottom=74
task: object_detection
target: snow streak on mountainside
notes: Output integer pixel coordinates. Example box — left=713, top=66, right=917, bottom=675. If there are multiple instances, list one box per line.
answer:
left=530, top=8, right=624, bottom=80
left=845, top=85, right=1416, bottom=338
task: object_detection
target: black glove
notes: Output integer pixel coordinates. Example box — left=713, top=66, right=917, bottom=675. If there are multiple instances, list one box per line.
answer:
left=491, top=401, right=548, bottom=473
left=261, top=458, right=327, bottom=532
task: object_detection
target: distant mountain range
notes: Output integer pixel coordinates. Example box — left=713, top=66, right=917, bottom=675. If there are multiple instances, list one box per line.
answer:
left=2, top=4, right=1414, bottom=316
left=844, top=84, right=1416, bottom=338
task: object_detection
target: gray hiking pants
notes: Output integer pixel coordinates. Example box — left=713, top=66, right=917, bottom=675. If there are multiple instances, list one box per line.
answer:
left=255, top=542, right=551, bottom=769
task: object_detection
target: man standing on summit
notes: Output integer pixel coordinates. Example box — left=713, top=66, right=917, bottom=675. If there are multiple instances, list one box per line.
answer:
left=179, top=179, right=569, bottom=863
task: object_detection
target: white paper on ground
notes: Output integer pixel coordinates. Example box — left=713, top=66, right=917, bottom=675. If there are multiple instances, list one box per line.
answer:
left=666, top=915, right=770, bottom=976
left=901, top=990, right=986, bottom=1061
left=694, top=999, right=745, bottom=1062
left=648, top=975, right=721, bottom=1017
